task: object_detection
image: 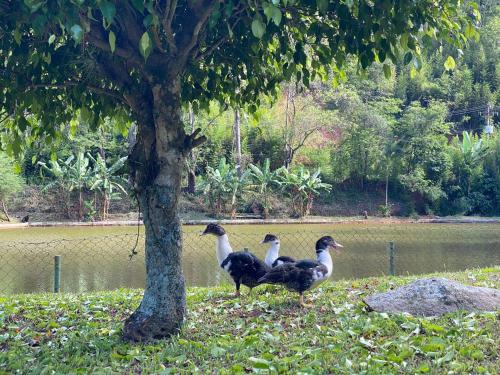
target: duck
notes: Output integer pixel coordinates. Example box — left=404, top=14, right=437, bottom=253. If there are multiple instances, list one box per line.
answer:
left=201, top=223, right=269, bottom=296
left=257, top=236, right=343, bottom=307
left=261, top=234, right=295, bottom=268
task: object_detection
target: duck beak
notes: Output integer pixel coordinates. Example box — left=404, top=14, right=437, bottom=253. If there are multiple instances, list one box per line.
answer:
left=260, top=239, right=266, bottom=244
left=199, top=231, right=206, bottom=236
left=332, top=242, right=343, bottom=255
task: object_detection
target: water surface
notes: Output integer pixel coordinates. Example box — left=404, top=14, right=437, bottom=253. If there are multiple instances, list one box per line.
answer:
left=1, top=223, right=499, bottom=294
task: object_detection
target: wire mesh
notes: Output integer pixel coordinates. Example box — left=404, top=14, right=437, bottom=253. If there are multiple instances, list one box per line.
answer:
left=0, top=223, right=499, bottom=294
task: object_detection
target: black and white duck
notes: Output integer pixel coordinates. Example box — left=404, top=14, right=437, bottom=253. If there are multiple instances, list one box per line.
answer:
left=201, top=223, right=269, bottom=296
left=261, top=234, right=295, bottom=268
left=257, top=236, right=343, bottom=307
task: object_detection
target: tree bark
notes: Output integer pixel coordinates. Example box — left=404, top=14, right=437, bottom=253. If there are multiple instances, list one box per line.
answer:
left=0, top=200, right=10, bottom=221
left=234, top=109, right=242, bottom=177
left=123, top=78, right=188, bottom=342
left=187, top=105, right=196, bottom=194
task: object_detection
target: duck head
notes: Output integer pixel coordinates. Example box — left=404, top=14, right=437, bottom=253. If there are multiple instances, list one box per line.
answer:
left=260, top=233, right=280, bottom=245
left=200, top=223, right=226, bottom=237
left=316, top=236, right=343, bottom=255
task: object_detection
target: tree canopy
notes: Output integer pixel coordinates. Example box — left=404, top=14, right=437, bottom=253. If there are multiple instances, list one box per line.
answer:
left=0, top=0, right=480, bottom=341
left=1, top=0, right=479, bottom=147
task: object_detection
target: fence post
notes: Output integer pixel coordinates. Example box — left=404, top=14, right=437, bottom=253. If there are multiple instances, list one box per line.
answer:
left=54, top=255, right=61, bottom=293
left=387, top=242, right=395, bottom=276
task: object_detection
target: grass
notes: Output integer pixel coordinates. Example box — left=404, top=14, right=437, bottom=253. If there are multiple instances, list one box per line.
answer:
left=1, top=268, right=499, bottom=374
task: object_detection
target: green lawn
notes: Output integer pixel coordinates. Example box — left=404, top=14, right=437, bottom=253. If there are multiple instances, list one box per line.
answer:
left=1, top=268, right=499, bottom=374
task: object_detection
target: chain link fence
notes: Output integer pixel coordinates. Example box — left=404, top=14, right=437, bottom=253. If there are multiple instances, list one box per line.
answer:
left=1, top=223, right=499, bottom=294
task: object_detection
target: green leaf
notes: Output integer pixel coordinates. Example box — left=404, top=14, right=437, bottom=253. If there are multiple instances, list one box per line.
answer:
left=403, top=51, right=413, bottom=65
left=70, top=24, right=84, bottom=43
left=249, top=357, right=270, bottom=369
left=400, top=33, right=409, bottom=49
left=99, top=1, right=116, bottom=26
left=108, top=31, right=116, bottom=53
left=13, top=29, right=22, bottom=45
left=263, top=4, right=282, bottom=26
left=48, top=34, right=56, bottom=45
left=139, top=32, right=152, bottom=60
left=444, top=55, right=456, bottom=71
left=410, top=66, right=417, bottom=79
left=383, top=64, right=391, bottom=79
left=251, top=18, right=266, bottom=39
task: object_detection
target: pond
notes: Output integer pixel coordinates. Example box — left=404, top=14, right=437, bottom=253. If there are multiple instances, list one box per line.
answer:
left=1, top=222, right=499, bottom=294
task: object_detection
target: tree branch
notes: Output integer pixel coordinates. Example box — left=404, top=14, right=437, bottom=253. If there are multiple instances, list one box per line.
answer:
left=177, top=0, right=217, bottom=61
left=85, top=32, right=142, bottom=66
left=183, top=127, right=207, bottom=151
left=162, top=0, right=178, bottom=53
left=27, top=82, right=125, bottom=104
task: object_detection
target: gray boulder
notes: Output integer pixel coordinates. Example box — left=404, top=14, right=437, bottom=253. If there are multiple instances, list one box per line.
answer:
left=364, top=278, right=500, bottom=317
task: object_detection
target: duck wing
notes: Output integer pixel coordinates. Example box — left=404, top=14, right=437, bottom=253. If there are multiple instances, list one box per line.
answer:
left=258, top=259, right=328, bottom=292
left=272, top=256, right=296, bottom=268
left=221, top=251, right=269, bottom=280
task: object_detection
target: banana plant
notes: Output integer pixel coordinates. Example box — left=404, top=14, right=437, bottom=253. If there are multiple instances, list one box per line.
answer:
left=38, top=152, right=92, bottom=220
left=455, top=131, right=490, bottom=196
left=228, top=168, right=251, bottom=219
left=87, top=153, right=128, bottom=220
left=459, top=131, right=489, bottom=165
left=199, top=158, right=247, bottom=218
left=278, top=167, right=331, bottom=217
left=248, top=158, right=281, bottom=218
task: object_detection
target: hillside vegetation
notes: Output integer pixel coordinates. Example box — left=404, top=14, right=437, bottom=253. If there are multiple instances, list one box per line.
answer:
left=1, top=3, right=499, bottom=221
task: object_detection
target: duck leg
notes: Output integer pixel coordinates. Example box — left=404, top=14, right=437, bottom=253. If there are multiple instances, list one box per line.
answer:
left=299, top=293, right=313, bottom=308
left=235, top=280, right=241, bottom=297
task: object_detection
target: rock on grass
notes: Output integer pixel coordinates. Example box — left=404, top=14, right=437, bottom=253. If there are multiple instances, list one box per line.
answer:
left=364, top=277, right=500, bottom=316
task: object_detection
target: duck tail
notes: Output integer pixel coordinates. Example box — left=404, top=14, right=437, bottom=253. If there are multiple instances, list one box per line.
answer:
left=257, top=275, right=270, bottom=284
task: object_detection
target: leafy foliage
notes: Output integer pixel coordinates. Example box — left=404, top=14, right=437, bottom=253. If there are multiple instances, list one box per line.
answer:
left=278, top=166, right=332, bottom=217
left=0, top=0, right=479, bottom=148
left=37, top=151, right=127, bottom=220
left=0, top=267, right=498, bottom=373
left=199, top=158, right=249, bottom=218
left=0, top=152, right=24, bottom=221
left=38, top=153, right=92, bottom=220
left=248, top=158, right=281, bottom=218
left=88, top=153, right=128, bottom=220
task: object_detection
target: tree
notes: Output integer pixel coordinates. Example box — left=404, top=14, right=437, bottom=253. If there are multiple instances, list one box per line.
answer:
left=0, top=152, right=24, bottom=221
left=393, top=101, right=452, bottom=212
left=0, top=0, right=477, bottom=340
left=281, top=83, right=329, bottom=169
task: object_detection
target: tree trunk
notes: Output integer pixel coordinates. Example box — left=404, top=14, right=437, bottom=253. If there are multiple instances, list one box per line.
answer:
left=123, top=79, right=188, bottom=341
left=234, top=109, right=242, bottom=177
left=0, top=200, right=10, bottom=221
left=78, top=189, right=83, bottom=221
left=187, top=105, right=196, bottom=194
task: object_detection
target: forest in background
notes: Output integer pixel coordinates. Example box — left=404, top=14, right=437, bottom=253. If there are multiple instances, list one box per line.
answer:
left=0, top=2, right=498, bottom=221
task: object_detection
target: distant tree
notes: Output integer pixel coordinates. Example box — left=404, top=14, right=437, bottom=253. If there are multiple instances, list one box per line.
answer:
left=0, top=153, right=24, bottom=221
left=281, top=84, right=330, bottom=169
left=0, top=0, right=477, bottom=340
left=393, top=101, right=452, bottom=212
